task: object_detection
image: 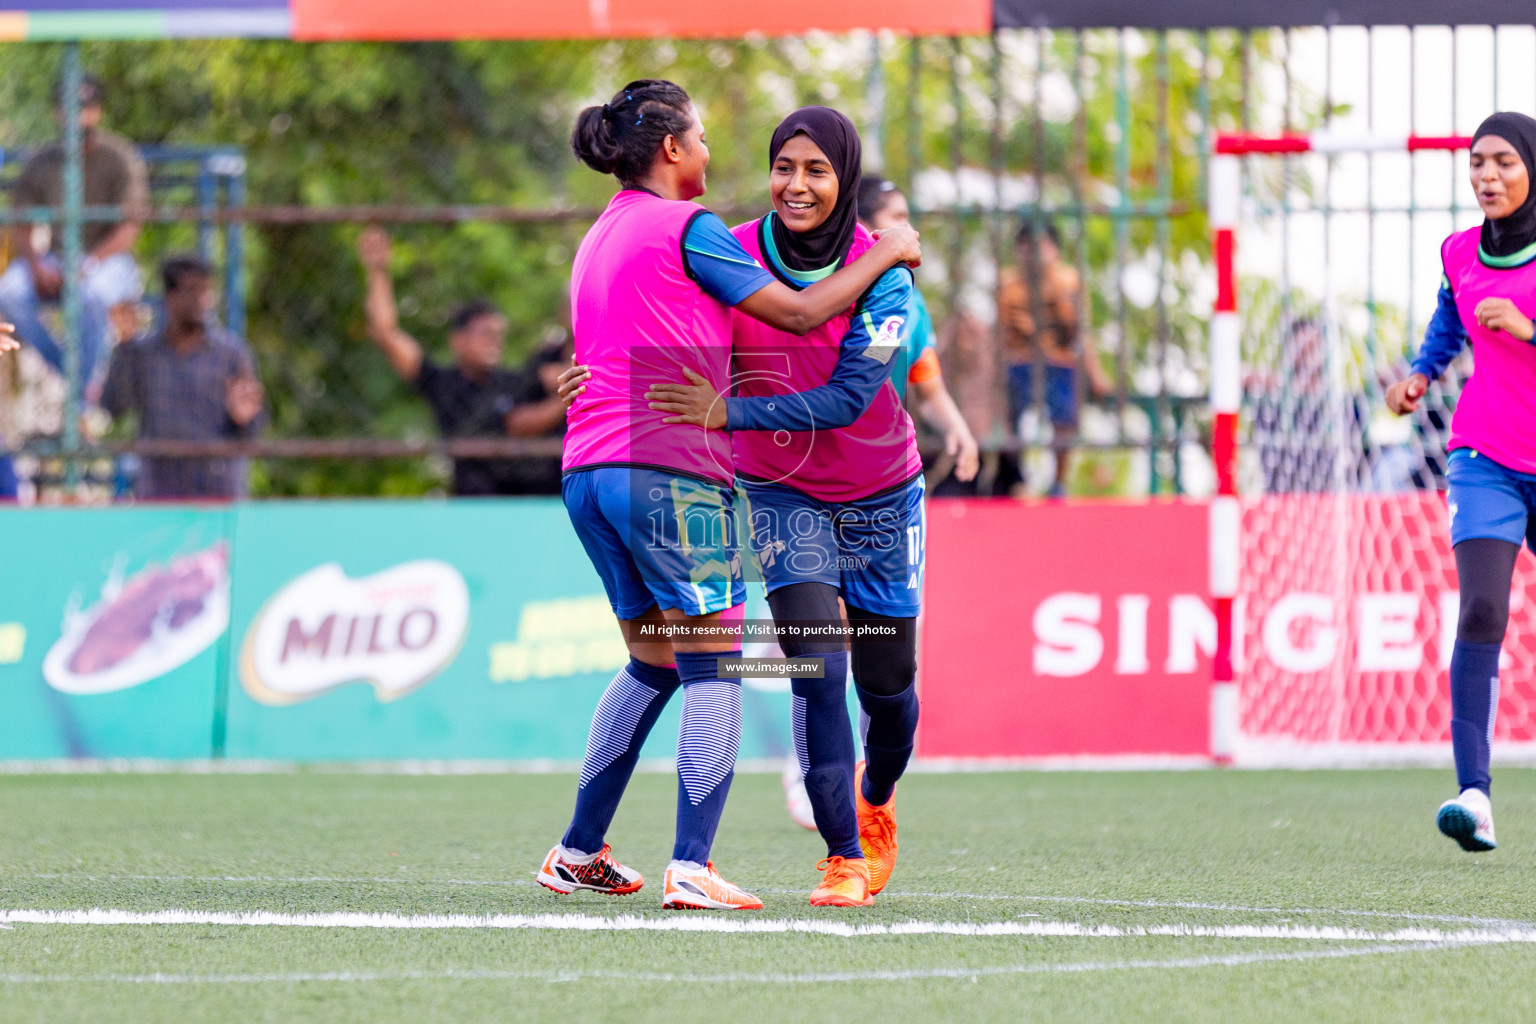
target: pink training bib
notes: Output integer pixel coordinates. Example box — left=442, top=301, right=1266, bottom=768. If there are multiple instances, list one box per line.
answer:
left=728, top=219, right=921, bottom=502
left=564, top=190, right=737, bottom=483
left=1442, top=225, right=1536, bottom=475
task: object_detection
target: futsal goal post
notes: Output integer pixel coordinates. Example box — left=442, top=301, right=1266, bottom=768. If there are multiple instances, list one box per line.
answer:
left=1202, top=131, right=1536, bottom=766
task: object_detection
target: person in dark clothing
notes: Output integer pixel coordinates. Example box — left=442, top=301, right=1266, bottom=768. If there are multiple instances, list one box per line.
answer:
left=502, top=334, right=571, bottom=495
left=99, top=254, right=264, bottom=499
left=358, top=226, right=565, bottom=495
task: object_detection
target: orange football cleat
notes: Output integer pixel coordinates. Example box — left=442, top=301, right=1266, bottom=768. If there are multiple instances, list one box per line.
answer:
left=808, top=855, right=873, bottom=907
left=854, top=760, right=898, bottom=895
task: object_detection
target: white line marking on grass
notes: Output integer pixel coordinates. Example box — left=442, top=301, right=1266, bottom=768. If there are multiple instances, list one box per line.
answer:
left=10, top=878, right=1529, bottom=930
left=0, top=942, right=1483, bottom=985
left=12, top=874, right=536, bottom=888
left=892, top=892, right=1536, bottom=928
left=3, top=909, right=1536, bottom=945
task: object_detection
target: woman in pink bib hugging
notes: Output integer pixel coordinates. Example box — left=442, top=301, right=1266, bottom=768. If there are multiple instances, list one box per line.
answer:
left=568, top=107, right=925, bottom=909
left=539, top=81, right=921, bottom=912
left=1386, top=111, right=1536, bottom=855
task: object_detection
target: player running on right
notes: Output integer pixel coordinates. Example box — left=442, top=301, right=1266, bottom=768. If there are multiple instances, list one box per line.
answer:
left=542, top=80, right=921, bottom=909
left=1385, top=111, right=1536, bottom=853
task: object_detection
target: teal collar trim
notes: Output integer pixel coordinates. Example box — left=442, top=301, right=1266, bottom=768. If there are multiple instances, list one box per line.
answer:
left=1478, top=240, right=1536, bottom=269
left=760, top=212, right=839, bottom=285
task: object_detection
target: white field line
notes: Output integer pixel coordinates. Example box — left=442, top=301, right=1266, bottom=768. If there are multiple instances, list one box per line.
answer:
left=0, top=757, right=1218, bottom=775
left=12, top=874, right=538, bottom=887
left=3, top=908, right=1536, bottom=945
left=10, top=876, right=1531, bottom=929
left=0, top=942, right=1485, bottom=985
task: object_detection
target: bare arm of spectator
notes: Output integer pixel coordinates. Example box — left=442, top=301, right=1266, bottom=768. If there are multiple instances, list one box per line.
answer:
left=0, top=322, right=17, bottom=353
left=1053, top=269, right=1112, bottom=399
left=913, top=373, right=979, bottom=482
left=506, top=399, right=566, bottom=437
left=1079, top=327, right=1114, bottom=399
left=10, top=163, right=62, bottom=300
left=98, top=338, right=136, bottom=419
left=90, top=145, right=148, bottom=262
left=224, top=348, right=265, bottom=437
left=225, top=376, right=264, bottom=435
left=357, top=226, right=424, bottom=381
left=505, top=357, right=571, bottom=436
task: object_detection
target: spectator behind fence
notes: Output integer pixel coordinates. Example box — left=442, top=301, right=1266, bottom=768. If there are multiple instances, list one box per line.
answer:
left=358, top=226, right=566, bottom=496
left=507, top=332, right=572, bottom=495
left=855, top=175, right=979, bottom=487
left=0, top=74, right=148, bottom=393
left=996, top=221, right=1112, bottom=498
left=100, top=255, right=264, bottom=499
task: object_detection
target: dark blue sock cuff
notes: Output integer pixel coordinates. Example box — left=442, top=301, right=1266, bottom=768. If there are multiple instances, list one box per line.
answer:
left=1454, top=640, right=1503, bottom=655
left=673, top=649, right=741, bottom=686
left=854, top=679, right=915, bottom=706
left=789, top=651, right=848, bottom=698
left=626, top=657, right=681, bottom=692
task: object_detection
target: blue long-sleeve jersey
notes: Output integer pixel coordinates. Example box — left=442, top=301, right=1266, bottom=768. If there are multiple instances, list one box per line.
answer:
left=1411, top=276, right=1468, bottom=382
left=723, top=264, right=914, bottom=432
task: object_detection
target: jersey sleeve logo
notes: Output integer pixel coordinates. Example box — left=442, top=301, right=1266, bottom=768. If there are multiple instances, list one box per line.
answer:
left=863, top=315, right=905, bottom=365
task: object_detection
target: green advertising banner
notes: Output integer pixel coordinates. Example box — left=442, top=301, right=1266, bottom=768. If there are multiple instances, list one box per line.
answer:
left=0, top=500, right=803, bottom=763
left=224, top=499, right=636, bottom=760
left=0, top=506, right=232, bottom=759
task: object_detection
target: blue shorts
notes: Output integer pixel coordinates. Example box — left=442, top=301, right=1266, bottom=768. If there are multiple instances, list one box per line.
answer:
left=741, top=474, right=925, bottom=619
left=1009, top=363, right=1078, bottom=428
left=563, top=466, right=745, bottom=619
left=1446, top=448, right=1536, bottom=549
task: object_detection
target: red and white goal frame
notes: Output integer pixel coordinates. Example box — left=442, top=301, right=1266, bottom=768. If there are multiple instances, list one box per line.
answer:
left=1206, top=132, right=1479, bottom=765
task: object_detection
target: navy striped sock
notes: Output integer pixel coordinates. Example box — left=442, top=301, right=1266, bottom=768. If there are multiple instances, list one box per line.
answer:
left=1449, top=640, right=1500, bottom=795
left=791, top=652, right=862, bottom=860
left=562, top=658, right=679, bottom=855
left=671, top=651, right=742, bottom=864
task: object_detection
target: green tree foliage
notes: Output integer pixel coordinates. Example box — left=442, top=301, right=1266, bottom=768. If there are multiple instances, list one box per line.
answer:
left=0, top=33, right=1299, bottom=495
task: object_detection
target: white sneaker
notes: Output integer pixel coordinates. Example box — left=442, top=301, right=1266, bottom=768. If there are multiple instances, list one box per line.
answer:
left=1436, top=789, right=1497, bottom=852
left=660, top=860, right=763, bottom=910
left=783, top=759, right=817, bottom=831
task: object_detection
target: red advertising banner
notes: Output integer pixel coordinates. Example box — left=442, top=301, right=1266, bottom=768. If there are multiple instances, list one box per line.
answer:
left=292, top=0, right=991, bottom=41
left=918, top=499, right=1212, bottom=760
left=919, top=494, right=1536, bottom=764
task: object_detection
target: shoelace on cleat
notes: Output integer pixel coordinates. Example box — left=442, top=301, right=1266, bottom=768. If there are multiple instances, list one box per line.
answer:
left=859, top=805, right=895, bottom=849
left=815, top=856, right=864, bottom=889
left=564, top=844, right=630, bottom=887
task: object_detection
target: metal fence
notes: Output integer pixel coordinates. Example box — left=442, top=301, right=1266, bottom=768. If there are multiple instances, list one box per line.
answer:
left=0, top=27, right=1527, bottom=501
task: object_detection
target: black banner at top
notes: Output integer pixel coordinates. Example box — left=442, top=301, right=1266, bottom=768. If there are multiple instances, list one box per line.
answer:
left=993, top=0, right=1536, bottom=29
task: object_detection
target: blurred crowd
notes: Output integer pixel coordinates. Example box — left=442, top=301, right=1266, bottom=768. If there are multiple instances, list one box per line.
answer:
left=0, top=75, right=1167, bottom=504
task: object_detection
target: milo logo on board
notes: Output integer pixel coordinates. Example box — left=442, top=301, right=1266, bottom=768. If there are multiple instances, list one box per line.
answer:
left=239, top=561, right=470, bottom=706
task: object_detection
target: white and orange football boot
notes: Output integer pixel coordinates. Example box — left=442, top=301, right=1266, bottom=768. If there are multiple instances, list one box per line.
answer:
left=854, top=760, right=898, bottom=895
left=535, top=844, right=645, bottom=895
left=660, top=861, right=764, bottom=910
left=808, top=855, right=873, bottom=907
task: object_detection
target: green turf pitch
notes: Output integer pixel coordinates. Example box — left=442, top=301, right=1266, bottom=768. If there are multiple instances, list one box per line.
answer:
left=1, top=767, right=1535, bottom=1023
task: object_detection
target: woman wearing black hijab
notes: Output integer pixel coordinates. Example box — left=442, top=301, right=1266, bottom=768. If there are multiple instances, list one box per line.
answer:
left=1386, top=112, right=1536, bottom=854
left=643, top=106, right=924, bottom=908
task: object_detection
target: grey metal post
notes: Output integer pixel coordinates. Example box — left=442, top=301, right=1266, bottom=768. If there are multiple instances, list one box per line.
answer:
left=60, top=41, right=84, bottom=488
left=865, top=34, right=886, bottom=174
